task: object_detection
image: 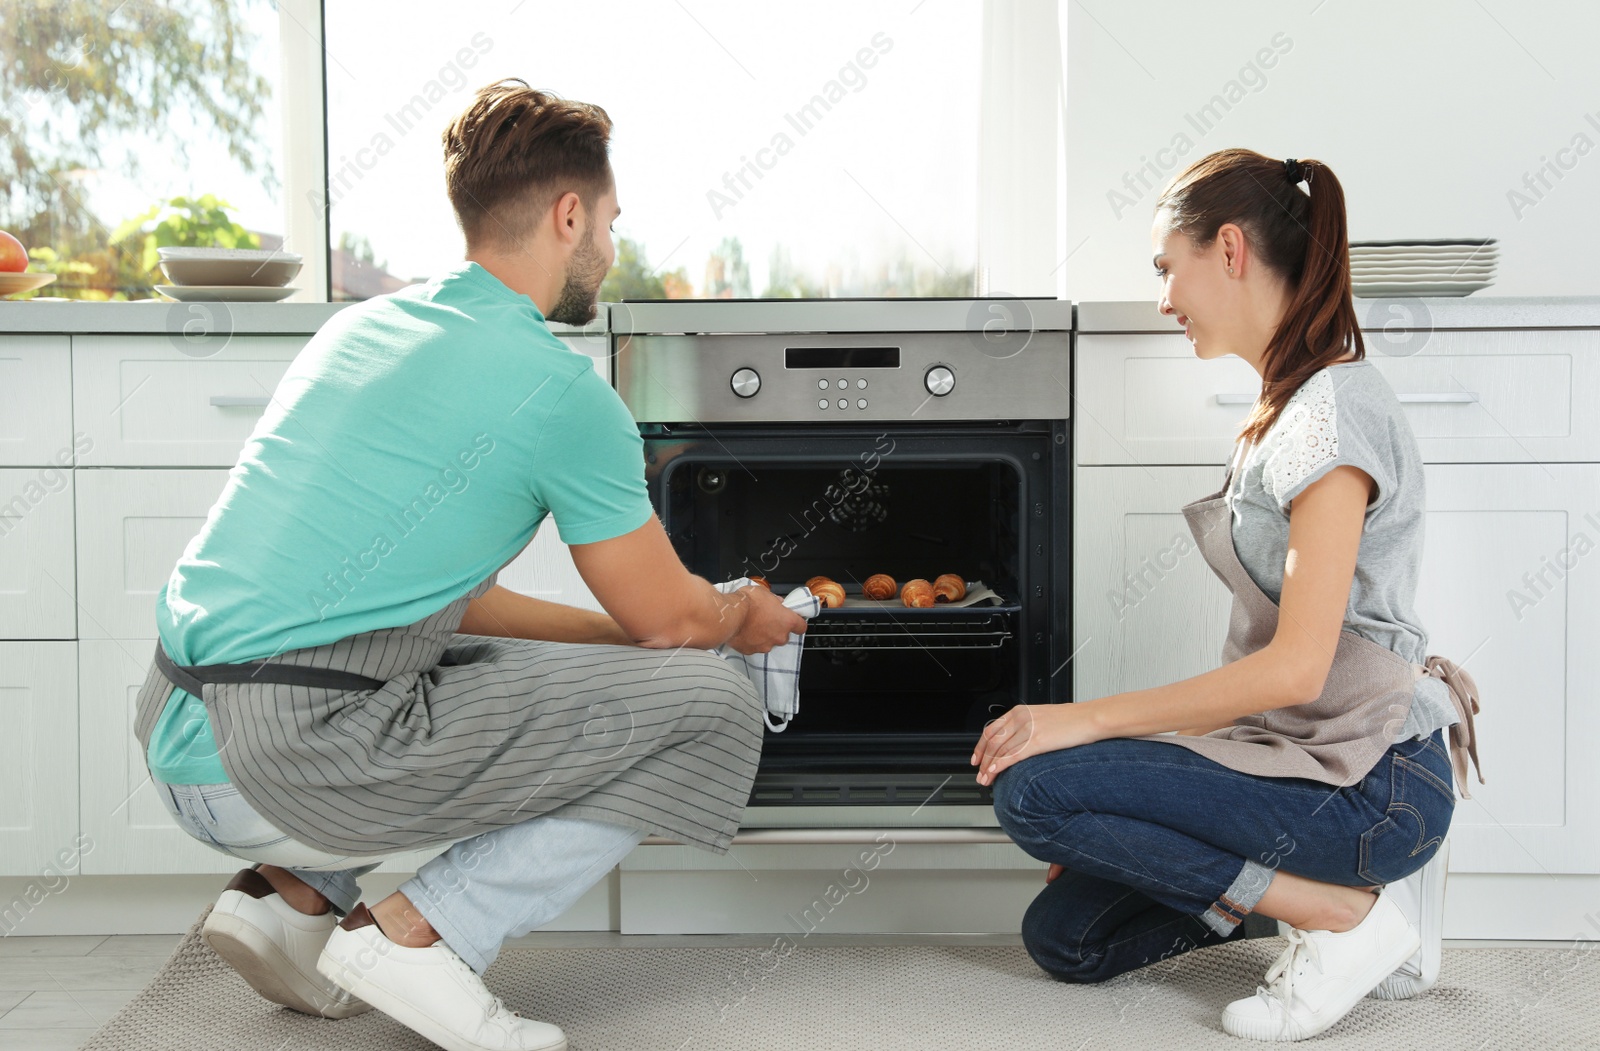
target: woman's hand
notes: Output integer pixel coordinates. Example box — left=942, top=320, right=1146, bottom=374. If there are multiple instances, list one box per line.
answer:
left=971, top=703, right=1105, bottom=787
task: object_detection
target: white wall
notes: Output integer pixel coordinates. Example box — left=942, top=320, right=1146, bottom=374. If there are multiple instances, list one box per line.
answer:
left=977, top=0, right=1064, bottom=297
left=1064, top=0, right=1600, bottom=302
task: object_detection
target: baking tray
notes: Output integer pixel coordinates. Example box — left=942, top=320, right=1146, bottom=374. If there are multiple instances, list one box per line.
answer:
left=799, top=581, right=1018, bottom=650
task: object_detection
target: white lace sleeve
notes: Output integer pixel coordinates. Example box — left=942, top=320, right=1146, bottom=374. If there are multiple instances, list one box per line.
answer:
left=1262, top=370, right=1339, bottom=511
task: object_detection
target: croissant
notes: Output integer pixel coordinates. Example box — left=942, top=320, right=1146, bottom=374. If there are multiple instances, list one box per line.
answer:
left=806, top=576, right=845, bottom=608
left=900, top=578, right=935, bottom=607
left=748, top=575, right=771, bottom=590
left=862, top=573, right=898, bottom=600
left=933, top=574, right=967, bottom=603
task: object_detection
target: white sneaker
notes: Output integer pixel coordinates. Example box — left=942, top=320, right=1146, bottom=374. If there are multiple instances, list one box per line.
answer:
left=1369, top=836, right=1450, bottom=999
left=317, top=903, right=567, bottom=1051
left=201, top=867, right=371, bottom=1018
left=1222, top=891, right=1420, bottom=1041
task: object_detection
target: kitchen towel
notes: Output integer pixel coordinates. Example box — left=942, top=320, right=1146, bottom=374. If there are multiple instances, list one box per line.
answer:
left=713, top=577, right=821, bottom=732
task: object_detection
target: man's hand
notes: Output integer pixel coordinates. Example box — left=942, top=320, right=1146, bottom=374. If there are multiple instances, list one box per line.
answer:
left=970, top=703, right=1104, bottom=787
left=724, top=585, right=807, bottom=655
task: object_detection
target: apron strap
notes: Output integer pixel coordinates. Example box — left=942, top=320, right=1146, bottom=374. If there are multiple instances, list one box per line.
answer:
left=152, top=642, right=387, bottom=696
left=1422, top=655, right=1485, bottom=799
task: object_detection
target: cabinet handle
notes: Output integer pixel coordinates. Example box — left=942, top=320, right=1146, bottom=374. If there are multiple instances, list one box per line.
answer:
left=642, top=828, right=1013, bottom=846
left=209, top=395, right=272, bottom=408
left=1214, top=393, right=1255, bottom=405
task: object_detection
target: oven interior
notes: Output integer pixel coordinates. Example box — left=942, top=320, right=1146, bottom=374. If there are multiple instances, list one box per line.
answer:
left=656, top=443, right=1043, bottom=804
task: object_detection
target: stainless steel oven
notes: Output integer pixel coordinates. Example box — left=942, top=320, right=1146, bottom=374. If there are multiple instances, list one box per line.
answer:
left=612, top=299, right=1073, bottom=817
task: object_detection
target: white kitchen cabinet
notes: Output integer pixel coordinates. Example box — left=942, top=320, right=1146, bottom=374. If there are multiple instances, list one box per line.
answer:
left=1074, top=336, right=1262, bottom=466
left=73, top=469, right=230, bottom=640
left=0, top=469, right=77, bottom=639
left=72, top=335, right=303, bottom=467
left=1071, top=464, right=1233, bottom=699
left=0, top=335, right=73, bottom=467
left=77, top=639, right=237, bottom=875
left=1415, top=464, right=1600, bottom=873
left=1076, top=330, right=1600, bottom=466
left=0, top=642, right=79, bottom=878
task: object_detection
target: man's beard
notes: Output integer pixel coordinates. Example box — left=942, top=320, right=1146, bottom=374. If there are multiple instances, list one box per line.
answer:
left=547, top=228, right=607, bottom=326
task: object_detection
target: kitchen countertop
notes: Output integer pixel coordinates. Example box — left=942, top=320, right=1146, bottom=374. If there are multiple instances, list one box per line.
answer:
left=0, top=299, right=606, bottom=337
left=2, top=295, right=1596, bottom=336
left=1077, top=295, right=1600, bottom=333
left=0, top=298, right=1076, bottom=336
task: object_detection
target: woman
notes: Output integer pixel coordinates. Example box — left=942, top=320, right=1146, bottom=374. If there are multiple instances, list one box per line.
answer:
left=973, top=148, right=1483, bottom=1042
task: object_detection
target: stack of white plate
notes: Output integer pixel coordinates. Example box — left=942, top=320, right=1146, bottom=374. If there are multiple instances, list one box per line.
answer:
left=154, top=248, right=302, bottom=302
left=1349, top=239, right=1497, bottom=298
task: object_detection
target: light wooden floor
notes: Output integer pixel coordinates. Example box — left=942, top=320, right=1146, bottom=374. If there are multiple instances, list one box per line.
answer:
left=0, top=933, right=179, bottom=1050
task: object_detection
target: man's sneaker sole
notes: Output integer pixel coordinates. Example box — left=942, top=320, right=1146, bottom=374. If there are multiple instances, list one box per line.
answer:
left=203, top=907, right=370, bottom=1019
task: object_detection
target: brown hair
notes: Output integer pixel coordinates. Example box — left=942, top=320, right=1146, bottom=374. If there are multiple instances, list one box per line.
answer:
left=1155, top=148, right=1362, bottom=447
left=442, top=79, right=613, bottom=248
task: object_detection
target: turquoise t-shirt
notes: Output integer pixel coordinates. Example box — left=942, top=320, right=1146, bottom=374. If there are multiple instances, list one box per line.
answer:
left=148, top=262, right=653, bottom=783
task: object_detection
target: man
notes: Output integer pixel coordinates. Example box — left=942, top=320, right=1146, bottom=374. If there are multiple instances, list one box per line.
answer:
left=134, top=79, right=805, bottom=1051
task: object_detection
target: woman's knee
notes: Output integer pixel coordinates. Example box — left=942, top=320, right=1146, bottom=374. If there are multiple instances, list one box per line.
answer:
left=1020, top=885, right=1114, bottom=984
left=991, top=740, right=1144, bottom=831
left=990, top=765, right=1037, bottom=843
left=991, top=760, right=1080, bottom=852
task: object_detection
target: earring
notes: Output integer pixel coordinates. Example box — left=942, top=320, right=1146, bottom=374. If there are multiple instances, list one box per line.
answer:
left=1228, top=266, right=1234, bottom=274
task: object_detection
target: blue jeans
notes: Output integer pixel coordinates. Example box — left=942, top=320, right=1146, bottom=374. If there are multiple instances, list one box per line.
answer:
left=991, top=728, right=1455, bottom=984
left=154, top=778, right=645, bottom=974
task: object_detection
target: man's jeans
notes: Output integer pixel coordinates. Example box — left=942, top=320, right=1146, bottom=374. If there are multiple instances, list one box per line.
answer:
left=991, top=728, right=1455, bottom=984
left=153, top=778, right=645, bottom=973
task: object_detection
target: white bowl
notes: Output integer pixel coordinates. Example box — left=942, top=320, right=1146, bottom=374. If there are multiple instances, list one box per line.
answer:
left=160, top=257, right=302, bottom=287
left=157, top=247, right=304, bottom=262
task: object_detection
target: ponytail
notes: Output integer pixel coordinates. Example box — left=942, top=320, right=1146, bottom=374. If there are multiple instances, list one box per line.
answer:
left=1155, top=149, right=1363, bottom=447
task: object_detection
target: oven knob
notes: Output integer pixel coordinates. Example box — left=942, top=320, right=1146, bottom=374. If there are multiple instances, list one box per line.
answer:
left=730, top=367, right=761, bottom=398
left=924, top=365, right=955, bottom=397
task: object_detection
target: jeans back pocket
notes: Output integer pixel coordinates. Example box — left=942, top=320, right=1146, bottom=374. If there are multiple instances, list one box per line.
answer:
left=1357, top=733, right=1456, bottom=885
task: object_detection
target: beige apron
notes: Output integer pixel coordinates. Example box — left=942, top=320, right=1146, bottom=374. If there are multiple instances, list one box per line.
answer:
left=1136, top=458, right=1485, bottom=797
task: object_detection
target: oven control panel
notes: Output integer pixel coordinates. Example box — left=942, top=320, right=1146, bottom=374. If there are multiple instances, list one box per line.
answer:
left=617, top=331, right=1070, bottom=423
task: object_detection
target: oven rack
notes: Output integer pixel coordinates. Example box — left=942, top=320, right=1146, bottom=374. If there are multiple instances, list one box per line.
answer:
left=804, top=609, right=1016, bottom=650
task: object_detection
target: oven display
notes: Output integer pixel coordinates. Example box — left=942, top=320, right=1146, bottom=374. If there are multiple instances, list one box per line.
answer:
left=785, top=346, right=901, bottom=370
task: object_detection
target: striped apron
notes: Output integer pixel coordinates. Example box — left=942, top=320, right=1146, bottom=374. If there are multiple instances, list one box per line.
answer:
left=134, top=572, right=768, bottom=856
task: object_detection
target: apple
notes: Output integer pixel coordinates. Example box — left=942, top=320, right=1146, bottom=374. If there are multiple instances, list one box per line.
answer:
left=0, top=231, right=26, bottom=273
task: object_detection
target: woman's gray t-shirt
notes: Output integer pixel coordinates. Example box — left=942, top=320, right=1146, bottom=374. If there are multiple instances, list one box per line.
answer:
left=1225, top=360, right=1457, bottom=742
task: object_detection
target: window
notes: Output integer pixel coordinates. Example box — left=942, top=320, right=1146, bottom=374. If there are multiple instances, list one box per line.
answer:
left=0, top=0, right=286, bottom=300
left=6, top=2, right=1063, bottom=304
left=323, top=1, right=982, bottom=300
